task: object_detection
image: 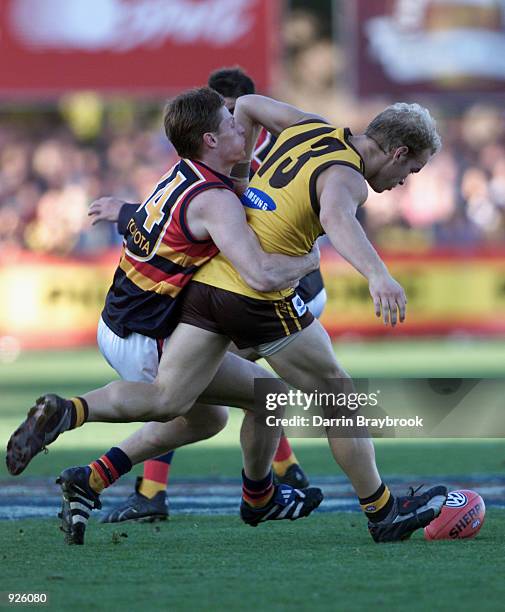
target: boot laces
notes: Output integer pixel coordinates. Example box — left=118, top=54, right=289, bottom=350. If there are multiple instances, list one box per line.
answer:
left=407, top=484, right=424, bottom=497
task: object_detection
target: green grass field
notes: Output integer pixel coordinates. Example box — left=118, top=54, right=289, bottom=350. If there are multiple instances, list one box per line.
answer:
left=0, top=340, right=504, bottom=611
left=2, top=512, right=504, bottom=611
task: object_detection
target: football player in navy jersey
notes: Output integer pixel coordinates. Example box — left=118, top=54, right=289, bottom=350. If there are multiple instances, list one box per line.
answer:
left=92, top=67, right=327, bottom=524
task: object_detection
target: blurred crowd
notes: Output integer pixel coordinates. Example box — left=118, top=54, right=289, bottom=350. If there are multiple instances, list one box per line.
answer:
left=0, top=108, right=178, bottom=255
left=1, top=102, right=504, bottom=257
left=1, top=3, right=504, bottom=257
left=363, top=106, right=505, bottom=251
left=277, top=6, right=505, bottom=252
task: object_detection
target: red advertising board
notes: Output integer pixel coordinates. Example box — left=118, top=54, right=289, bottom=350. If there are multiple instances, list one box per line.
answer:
left=349, top=0, right=505, bottom=99
left=0, top=0, right=279, bottom=97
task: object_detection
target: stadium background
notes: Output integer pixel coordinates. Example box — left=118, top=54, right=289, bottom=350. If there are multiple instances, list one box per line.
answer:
left=1, top=1, right=504, bottom=610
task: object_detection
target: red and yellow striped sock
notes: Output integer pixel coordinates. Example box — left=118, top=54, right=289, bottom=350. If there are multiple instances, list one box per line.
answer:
left=88, top=447, right=132, bottom=494
left=272, top=435, right=298, bottom=477
left=139, top=454, right=173, bottom=499
left=242, top=470, right=274, bottom=508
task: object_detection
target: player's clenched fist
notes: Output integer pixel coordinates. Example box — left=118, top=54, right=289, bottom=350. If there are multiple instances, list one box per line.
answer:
left=368, top=272, right=407, bottom=327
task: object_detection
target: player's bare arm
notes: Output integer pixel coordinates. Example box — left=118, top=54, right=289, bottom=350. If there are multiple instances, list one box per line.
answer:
left=231, top=94, right=327, bottom=181
left=188, top=188, right=319, bottom=292
left=234, top=94, right=326, bottom=139
left=317, top=165, right=406, bottom=327
left=87, top=195, right=318, bottom=292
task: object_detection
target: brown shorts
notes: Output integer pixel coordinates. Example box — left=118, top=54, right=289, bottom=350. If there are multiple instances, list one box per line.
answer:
left=179, top=281, right=314, bottom=349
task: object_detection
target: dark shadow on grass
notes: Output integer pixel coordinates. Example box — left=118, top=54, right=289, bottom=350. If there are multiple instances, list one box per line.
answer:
left=2, top=440, right=505, bottom=480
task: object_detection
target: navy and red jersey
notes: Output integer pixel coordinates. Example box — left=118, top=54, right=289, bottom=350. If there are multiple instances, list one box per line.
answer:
left=251, top=127, right=277, bottom=175
left=102, top=159, right=234, bottom=338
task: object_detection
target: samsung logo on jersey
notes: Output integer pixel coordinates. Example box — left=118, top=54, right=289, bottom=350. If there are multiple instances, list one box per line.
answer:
left=241, top=188, right=276, bottom=211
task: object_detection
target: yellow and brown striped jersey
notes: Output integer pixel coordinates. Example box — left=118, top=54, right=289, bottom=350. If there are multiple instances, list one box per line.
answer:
left=193, top=120, right=364, bottom=300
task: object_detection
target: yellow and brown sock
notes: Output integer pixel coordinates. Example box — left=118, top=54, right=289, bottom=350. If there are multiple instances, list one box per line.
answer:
left=45, top=396, right=88, bottom=436
left=68, top=397, right=89, bottom=429
left=272, top=434, right=298, bottom=477
left=242, top=469, right=274, bottom=508
left=359, top=482, right=394, bottom=523
left=88, top=447, right=132, bottom=494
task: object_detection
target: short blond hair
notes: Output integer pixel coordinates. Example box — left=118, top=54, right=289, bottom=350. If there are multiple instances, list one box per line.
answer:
left=365, top=103, right=442, bottom=157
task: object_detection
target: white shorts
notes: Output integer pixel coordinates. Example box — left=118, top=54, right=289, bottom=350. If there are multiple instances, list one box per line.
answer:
left=97, top=317, right=168, bottom=383
left=305, top=288, right=327, bottom=320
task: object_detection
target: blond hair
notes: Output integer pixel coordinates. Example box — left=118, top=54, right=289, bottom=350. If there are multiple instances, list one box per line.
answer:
left=365, top=103, right=442, bottom=157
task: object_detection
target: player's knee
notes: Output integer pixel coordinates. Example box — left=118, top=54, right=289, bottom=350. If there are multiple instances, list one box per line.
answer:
left=323, top=363, right=351, bottom=381
left=185, top=406, right=229, bottom=441
left=150, top=384, right=189, bottom=419
left=201, top=406, right=229, bottom=438
left=319, top=372, right=357, bottom=420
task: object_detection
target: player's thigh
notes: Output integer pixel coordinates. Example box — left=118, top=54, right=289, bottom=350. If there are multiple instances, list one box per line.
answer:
left=199, top=351, right=286, bottom=412
left=265, top=319, right=349, bottom=391
left=97, top=317, right=158, bottom=382
left=154, top=323, right=231, bottom=409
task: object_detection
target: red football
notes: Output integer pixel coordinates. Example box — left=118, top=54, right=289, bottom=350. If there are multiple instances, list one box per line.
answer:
left=424, top=489, right=485, bottom=540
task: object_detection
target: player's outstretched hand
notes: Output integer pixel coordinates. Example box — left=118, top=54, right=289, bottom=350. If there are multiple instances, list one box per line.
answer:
left=368, top=272, right=407, bottom=327
left=88, top=197, right=126, bottom=225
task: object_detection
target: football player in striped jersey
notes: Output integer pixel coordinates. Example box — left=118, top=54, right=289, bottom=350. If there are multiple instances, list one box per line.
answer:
left=93, top=67, right=322, bottom=524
